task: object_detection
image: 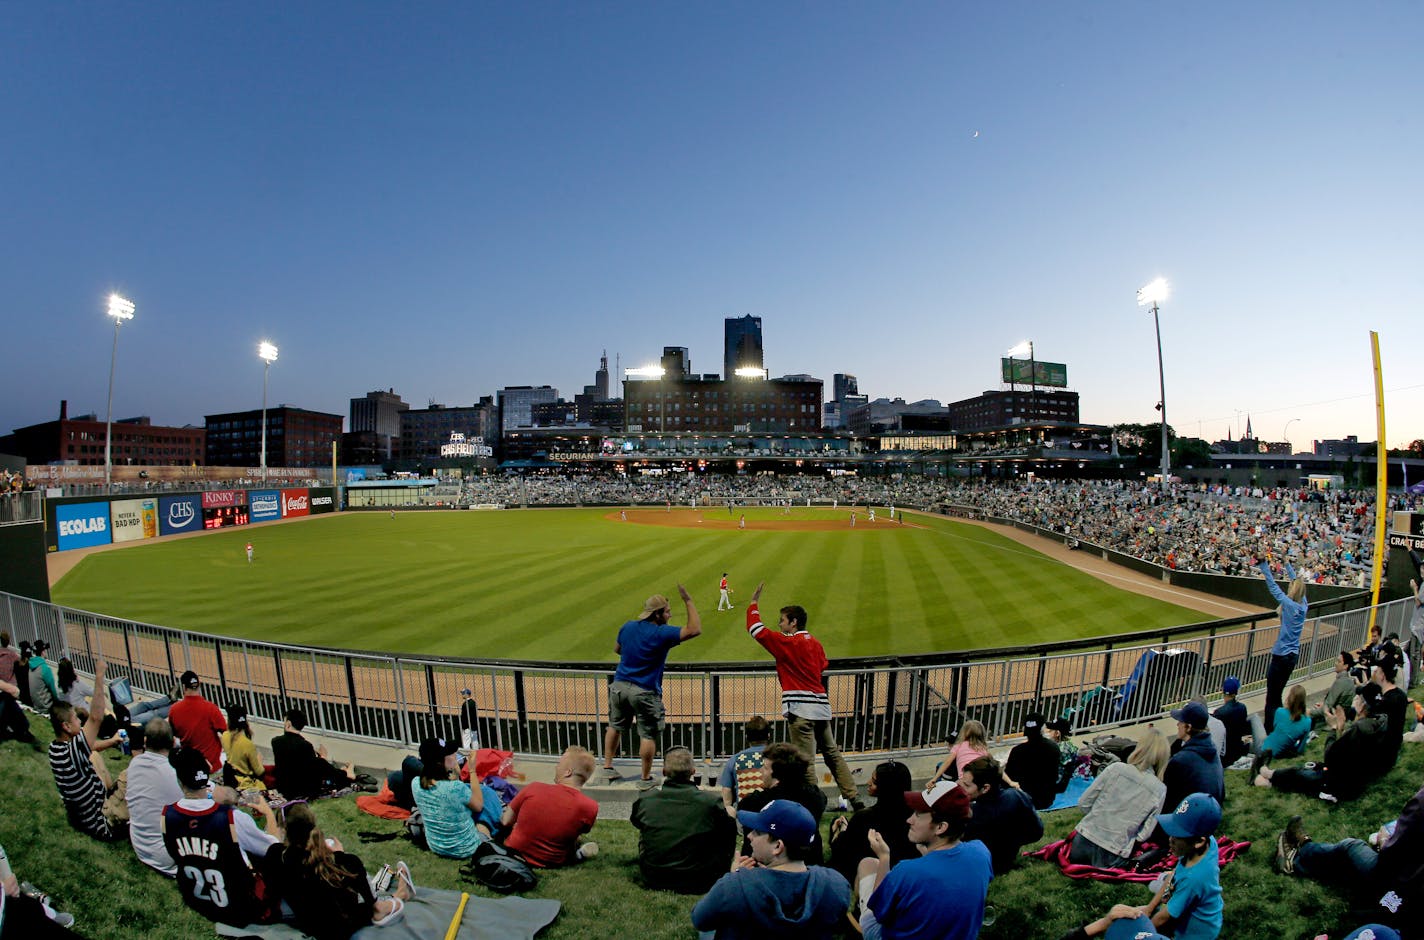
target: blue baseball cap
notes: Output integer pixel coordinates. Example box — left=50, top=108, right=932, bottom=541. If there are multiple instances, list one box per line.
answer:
left=1222, top=676, right=1240, bottom=695
left=1343, top=927, right=1401, bottom=940
left=736, top=799, right=817, bottom=847
left=1157, top=793, right=1222, bottom=838
left=1105, top=917, right=1170, bottom=940
left=1170, top=701, right=1209, bottom=729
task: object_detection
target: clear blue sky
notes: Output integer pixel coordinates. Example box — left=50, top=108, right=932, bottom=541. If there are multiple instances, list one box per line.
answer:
left=3, top=2, right=1422, bottom=450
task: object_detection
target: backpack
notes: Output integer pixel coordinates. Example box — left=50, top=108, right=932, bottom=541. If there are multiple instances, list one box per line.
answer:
left=357, top=806, right=426, bottom=851
left=1085, top=734, right=1137, bottom=775
left=463, top=840, right=537, bottom=894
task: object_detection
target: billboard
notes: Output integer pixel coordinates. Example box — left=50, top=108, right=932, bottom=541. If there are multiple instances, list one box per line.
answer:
left=248, top=489, right=282, bottom=523
left=281, top=488, right=309, bottom=518
left=55, top=501, right=112, bottom=551
left=159, top=494, right=203, bottom=536
left=202, top=490, right=245, bottom=509
left=110, top=498, right=158, bottom=543
left=1001, top=358, right=1068, bottom=388
left=308, top=487, right=337, bottom=514
left=203, top=490, right=249, bottom=529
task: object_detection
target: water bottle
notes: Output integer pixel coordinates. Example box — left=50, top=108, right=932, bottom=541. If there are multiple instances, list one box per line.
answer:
left=118, top=729, right=130, bottom=756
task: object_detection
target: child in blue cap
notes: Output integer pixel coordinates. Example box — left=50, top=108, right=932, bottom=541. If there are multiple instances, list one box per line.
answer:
left=1058, top=792, right=1223, bottom=940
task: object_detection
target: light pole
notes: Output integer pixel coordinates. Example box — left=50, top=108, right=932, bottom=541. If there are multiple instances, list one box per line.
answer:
left=103, top=294, right=136, bottom=491
left=1283, top=418, right=1300, bottom=455
left=1008, top=340, right=1034, bottom=428
left=258, top=341, right=279, bottom=482
left=1137, top=278, right=1171, bottom=492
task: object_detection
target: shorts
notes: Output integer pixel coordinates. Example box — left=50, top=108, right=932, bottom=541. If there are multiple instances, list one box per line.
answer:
left=608, top=680, right=665, bottom=740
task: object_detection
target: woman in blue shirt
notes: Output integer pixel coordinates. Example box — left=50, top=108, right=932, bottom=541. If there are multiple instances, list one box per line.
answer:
left=1257, top=557, right=1307, bottom=734
left=1249, top=684, right=1311, bottom=778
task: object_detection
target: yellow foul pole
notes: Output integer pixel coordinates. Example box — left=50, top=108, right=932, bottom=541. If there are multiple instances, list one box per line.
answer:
left=1368, top=331, right=1387, bottom=633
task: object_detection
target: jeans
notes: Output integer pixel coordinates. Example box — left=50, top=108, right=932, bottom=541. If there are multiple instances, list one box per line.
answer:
left=1294, top=837, right=1377, bottom=882
left=127, top=695, right=174, bottom=725
left=786, top=714, right=857, bottom=800
left=1263, top=653, right=1297, bottom=734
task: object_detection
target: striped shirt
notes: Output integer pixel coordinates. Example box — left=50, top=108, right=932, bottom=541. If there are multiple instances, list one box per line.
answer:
left=746, top=602, right=832, bottom=721
left=49, top=733, right=115, bottom=841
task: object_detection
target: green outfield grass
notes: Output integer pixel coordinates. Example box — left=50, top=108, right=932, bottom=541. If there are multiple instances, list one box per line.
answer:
left=51, top=507, right=1205, bottom=661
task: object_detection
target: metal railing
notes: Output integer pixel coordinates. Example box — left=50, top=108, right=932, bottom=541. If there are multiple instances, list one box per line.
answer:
left=0, top=491, right=42, bottom=525
left=3, top=589, right=1409, bottom=763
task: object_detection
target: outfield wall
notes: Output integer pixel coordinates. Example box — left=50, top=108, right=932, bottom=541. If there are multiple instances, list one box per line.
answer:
left=2, top=587, right=1408, bottom=763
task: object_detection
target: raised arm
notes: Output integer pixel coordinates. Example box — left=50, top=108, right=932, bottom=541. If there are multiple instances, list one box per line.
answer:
left=677, top=584, right=701, bottom=641
left=1256, top=560, right=1288, bottom=605
left=82, top=660, right=108, bottom=748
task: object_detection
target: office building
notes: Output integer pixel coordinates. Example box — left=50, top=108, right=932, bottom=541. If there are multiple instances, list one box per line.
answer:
left=349, top=389, right=409, bottom=462
left=724, top=315, right=763, bottom=378
left=2, top=400, right=205, bottom=467
left=398, top=399, right=497, bottom=463
left=498, top=386, right=560, bottom=431
left=205, top=406, right=343, bottom=469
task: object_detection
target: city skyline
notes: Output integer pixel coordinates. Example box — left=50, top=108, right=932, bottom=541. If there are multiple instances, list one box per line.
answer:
left=2, top=4, right=1421, bottom=450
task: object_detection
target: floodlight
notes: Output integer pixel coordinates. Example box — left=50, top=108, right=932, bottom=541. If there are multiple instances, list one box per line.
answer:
left=1006, top=341, right=1032, bottom=358
left=258, top=341, right=279, bottom=363
left=734, top=367, right=766, bottom=378
left=1136, top=278, right=1170, bottom=307
left=626, top=365, right=666, bottom=377
left=107, top=293, right=135, bottom=321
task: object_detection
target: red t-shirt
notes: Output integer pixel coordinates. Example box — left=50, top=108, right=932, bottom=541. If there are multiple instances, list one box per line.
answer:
left=169, top=694, right=228, bottom=771
left=504, top=782, right=598, bottom=868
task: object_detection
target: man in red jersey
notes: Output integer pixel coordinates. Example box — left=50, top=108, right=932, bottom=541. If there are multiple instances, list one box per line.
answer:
left=167, top=670, right=227, bottom=772
left=746, top=583, right=861, bottom=810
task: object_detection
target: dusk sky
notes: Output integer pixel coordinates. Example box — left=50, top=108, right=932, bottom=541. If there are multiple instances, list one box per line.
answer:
left=3, top=3, right=1422, bottom=451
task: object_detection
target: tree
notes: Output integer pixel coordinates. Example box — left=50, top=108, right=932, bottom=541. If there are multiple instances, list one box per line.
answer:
left=1173, top=438, right=1213, bottom=468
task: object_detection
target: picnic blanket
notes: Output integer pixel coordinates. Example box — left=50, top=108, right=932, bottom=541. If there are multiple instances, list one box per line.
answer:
left=1026, top=832, right=1251, bottom=882
left=356, top=782, right=412, bottom=821
left=1046, top=774, right=1092, bottom=812
left=215, top=887, right=561, bottom=939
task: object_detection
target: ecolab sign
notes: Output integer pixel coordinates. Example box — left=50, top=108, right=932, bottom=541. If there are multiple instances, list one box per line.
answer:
left=159, top=494, right=203, bottom=536
left=248, top=489, right=281, bottom=523
left=281, top=488, right=309, bottom=518
left=55, top=502, right=113, bottom=551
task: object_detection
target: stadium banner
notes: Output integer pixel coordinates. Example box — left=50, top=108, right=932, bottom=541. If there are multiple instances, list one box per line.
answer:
left=248, top=489, right=282, bottom=523
left=55, top=501, right=112, bottom=551
left=281, top=488, right=309, bottom=518
left=308, top=487, right=336, bottom=514
left=110, top=498, right=158, bottom=543
left=1000, top=358, right=1068, bottom=388
left=159, top=494, right=203, bottom=536
left=202, top=490, right=246, bottom=509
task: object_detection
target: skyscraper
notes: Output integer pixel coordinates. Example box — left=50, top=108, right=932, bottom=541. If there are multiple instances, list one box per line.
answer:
left=724, top=315, right=763, bottom=379
left=833, top=373, right=859, bottom=402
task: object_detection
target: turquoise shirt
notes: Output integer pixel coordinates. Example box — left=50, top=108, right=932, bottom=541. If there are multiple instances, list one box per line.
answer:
left=412, top=779, right=484, bottom=859
left=1166, top=836, right=1222, bottom=940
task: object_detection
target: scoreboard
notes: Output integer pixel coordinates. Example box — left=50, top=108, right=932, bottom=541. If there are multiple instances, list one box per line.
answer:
left=203, top=505, right=250, bottom=529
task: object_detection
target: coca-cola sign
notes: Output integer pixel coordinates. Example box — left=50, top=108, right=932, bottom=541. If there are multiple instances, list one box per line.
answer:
left=281, top=488, right=309, bottom=518
left=201, top=490, right=246, bottom=509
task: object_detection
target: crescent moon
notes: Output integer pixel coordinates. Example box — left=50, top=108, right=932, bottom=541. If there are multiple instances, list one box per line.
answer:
left=972, top=130, right=979, bottom=138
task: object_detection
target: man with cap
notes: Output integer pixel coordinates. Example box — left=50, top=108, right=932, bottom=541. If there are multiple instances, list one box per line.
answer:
left=27, top=640, right=59, bottom=714
left=167, top=670, right=227, bottom=773
left=691, top=800, right=850, bottom=938
left=162, top=745, right=282, bottom=927
left=1059, top=793, right=1222, bottom=940
left=459, top=687, right=480, bottom=752
left=601, top=584, right=701, bottom=788
left=1002, top=711, right=1063, bottom=809
left=859, top=779, right=992, bottom=940
left=1160, top=702, right=1224, bottom=835
left=1212, top=676, right=1250, bottom=768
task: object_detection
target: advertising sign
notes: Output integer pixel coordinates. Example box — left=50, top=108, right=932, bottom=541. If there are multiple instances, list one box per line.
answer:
left=202, top=490, right=246, bottom=509
left=281, top=488, right=310, bottom=518
left=159, top=494, right=203, bottom=536
left=248, top=489, right=282, bottom=523
left=55, top=501, right=112, bottom=551
left=308, top=487, right=336, bottom=514
left=111, top=498, right=158, bottom=543
left=1000, top=358, right=1069, bottom=388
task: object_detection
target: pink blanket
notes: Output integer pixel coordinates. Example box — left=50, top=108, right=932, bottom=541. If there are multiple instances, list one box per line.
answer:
left=1026, top=832, right=1251, bottom=882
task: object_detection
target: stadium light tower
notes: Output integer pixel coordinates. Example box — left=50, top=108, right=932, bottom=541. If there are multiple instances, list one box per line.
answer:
left=1137, top=277, right=1171, bottom=492
left=1007, top=340, right=1035, bottom=420
left=103, top=293, right=136, bottom=491
left=258, top=341, right=279, bottom=482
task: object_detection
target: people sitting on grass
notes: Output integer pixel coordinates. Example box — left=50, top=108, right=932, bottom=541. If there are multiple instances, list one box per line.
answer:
left=47, top=659, right=120, bottom=842
left=1250, top=683, right=1312, bottom=778
left=278, top=801, right=415, bottom=937
left=736, top=742, right=827, bottom=864
left=54, top=658, right=91, bottom=710
left=1310, top=652, right=1360, bottom=748
left=1002, top=711, right=1063, bottom=810
left=931, top=719, right=990, bottom=784
left=411, top=737, right=497, bottom=859
left=221, top=705, right=268, bottom=792
left=1162, top=702, right=1225, bottom=830
left=959, top=755, right=1044, bottom=875
left=1213, top=676, right=1251, bottom=768
left=1274, top=779, right=1424, bottom=934
left=1069, top=727, right=1170, bottom=869
left=718, top=715, right=771, bottom=816
left=859, top=779, right=992, bottom=940
left=125, top=718, right=183, bottom=876
left=0, top=675, right=34, bottom=745
left=0, top=841, right=81, bottom=935
left=1372, top=658, right=1409, bottom=770
left=1058, top=792, right=1223, bottom=940
left=167, top=670, right=227, bottom=773
left=27, top=640, right=58, bottom=714
left=630, top=746, right=736, bottom=893
left=1255, top=682, right=1390, bottom=802
left=1045, top=717, right=1079, bottom=790
left=161, top=745, right=282, bottom=928
left=828, top=760, right=915, bottom=886
left=271, top=708, right=357, bottom=800
left=691, top=800, right=850, bottom=939
left=501, top=745, right=600, bottom=868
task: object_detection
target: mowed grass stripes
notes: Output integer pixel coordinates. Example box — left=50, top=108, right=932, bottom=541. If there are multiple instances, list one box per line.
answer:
left=51, top=508, right=1205, bottom=662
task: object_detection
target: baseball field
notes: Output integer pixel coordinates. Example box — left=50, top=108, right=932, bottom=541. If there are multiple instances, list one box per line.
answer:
left=49, top=507, right=1208, bottom=662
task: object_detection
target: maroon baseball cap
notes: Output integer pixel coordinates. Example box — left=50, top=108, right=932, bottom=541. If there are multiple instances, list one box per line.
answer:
left=905, top=780, right=971, bottom=818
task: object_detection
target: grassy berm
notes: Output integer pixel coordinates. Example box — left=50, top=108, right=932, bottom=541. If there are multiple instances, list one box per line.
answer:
left=2, top=702, right=1420, bottom=939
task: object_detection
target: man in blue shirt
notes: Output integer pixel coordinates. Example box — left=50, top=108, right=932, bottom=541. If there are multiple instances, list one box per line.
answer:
left=601, top=584, right=701, bottom=789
